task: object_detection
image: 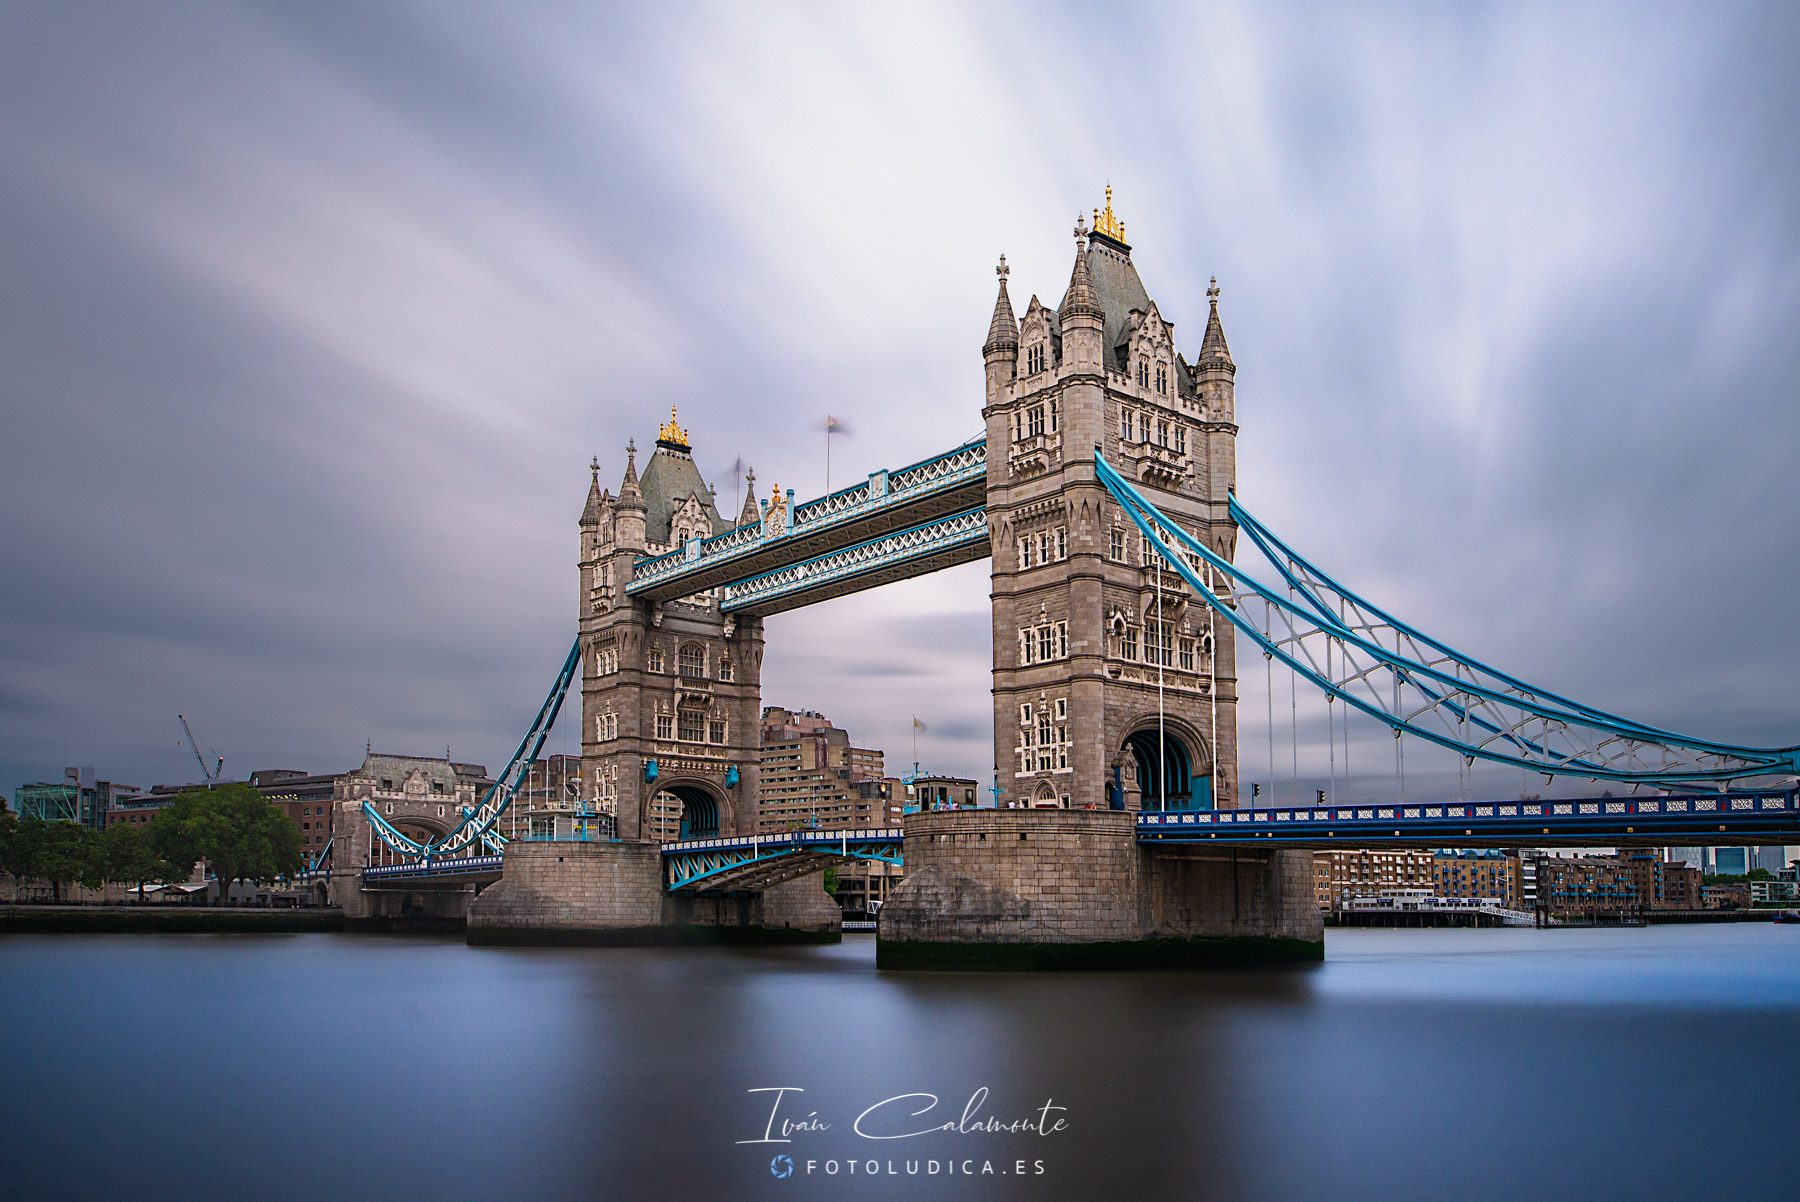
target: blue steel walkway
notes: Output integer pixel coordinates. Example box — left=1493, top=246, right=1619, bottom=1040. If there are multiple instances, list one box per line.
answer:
left=365, top=788, right=1799, bottom=889
left=1135, top=788, right=1800, bottom=849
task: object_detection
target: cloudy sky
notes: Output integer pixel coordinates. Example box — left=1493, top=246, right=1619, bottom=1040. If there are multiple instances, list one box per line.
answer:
left=3, top=1, right=1798, bottom=806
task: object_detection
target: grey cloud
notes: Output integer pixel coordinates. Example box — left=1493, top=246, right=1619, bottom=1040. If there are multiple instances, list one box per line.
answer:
left=3, top=1, right=1797, bottom=807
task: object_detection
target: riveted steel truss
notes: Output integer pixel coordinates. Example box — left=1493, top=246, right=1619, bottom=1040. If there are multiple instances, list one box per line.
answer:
left=362, top=638, right=581, bottom=862
left=719, top=507, right=988, bottom=614
left=663, top=829, right=904, bottom=891
left=629, top=439, right=987, bottom=598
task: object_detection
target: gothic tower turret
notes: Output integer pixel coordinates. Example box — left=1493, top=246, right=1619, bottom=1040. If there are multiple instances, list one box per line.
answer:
left=577, top=415, right=764, bottom=846
left=982, top=255, right=1019, bottom=406
left=983, top=189, right=1240, bottom=813
left=614, top=439, right=648, bottom=551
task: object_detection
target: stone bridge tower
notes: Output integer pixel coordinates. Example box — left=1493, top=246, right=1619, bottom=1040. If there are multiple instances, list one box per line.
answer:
left=577, top=410, right=764, bottom=843
left=982, top=189, right=1240, bottom=815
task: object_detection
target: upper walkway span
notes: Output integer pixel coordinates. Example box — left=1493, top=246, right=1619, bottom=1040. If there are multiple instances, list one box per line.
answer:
left=624, top=439, right=987, bottom=606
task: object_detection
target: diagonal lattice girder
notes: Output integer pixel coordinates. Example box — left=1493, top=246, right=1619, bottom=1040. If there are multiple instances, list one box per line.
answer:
left=1095, top=453, right=1798, bottom=787
left=363, top=637, right=582, bottom=862
left=663, top=830, right=904, bottom=891
left=719, top=507, right=988, bottom=614
left=629, top=439, right=987, bottom=601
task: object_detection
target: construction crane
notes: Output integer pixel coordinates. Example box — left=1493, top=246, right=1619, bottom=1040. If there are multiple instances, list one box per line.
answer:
left=178, top=714, right=224, bottom=786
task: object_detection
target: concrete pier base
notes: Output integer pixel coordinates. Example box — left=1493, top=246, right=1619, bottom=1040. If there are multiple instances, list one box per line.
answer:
left=466, top=840, right=840, bottom=946
left=876, top=810, right=1322, bottom=970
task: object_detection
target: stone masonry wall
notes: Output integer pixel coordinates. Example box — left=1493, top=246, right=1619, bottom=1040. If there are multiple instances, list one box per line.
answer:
left=879, top=810, right=1322, bottom=967
left=468, top=841, right=665, bottom=940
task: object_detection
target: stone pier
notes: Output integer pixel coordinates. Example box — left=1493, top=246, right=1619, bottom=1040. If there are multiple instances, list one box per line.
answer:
left=466, top=840, right=840, bottom=946
left=876, top=810, right=1321, bottom=970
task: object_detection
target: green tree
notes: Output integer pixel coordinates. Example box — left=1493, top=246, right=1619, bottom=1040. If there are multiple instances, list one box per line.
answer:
left=0, top=806, right=17, bottom=880
left=822, top=866, right=839, bottom=897
left=102, top=824, right=181, bottom=901
left=11, top=817, right=96, bottom=903
left=149, top=784, right=302, bottom=905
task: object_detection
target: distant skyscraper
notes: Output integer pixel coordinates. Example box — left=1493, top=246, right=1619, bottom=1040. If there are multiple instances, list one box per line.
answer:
left=1751, top=846, right=1790, bottom=873
left=1712, top=847, right=1751, bottom=876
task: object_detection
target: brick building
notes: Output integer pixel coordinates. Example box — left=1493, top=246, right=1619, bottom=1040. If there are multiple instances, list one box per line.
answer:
left=1434, top=850, right=1523, bottom=909
left=1312, top=848, right=1436, bottom=910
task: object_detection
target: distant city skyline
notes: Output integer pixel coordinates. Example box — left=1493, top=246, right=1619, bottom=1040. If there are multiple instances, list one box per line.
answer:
left=4, top=3, right=1799, bottom=806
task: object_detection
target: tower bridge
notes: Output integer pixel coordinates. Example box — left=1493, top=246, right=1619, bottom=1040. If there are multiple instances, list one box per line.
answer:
left=341, top=190, right=1799, bottom=966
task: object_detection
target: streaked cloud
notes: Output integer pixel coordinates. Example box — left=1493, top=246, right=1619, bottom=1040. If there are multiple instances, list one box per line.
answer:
left=1, top=1, right=1796, bottom=803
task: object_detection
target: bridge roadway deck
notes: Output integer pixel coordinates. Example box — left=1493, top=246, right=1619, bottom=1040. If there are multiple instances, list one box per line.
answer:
left=624, top=441, right=985, bottom=604
left=1135, top=788, right=1800, bottom=849
left=361, top=788, right=1799, bottom=888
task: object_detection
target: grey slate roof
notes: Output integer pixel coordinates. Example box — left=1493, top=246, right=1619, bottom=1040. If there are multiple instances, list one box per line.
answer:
left=1062, top=233, right=1199, bottom=395
left=637, top=445, right=730, bottom=545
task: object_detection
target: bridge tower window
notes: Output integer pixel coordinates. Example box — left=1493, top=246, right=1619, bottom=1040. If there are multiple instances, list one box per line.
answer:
left=1027, top=405, right=1045, bottom=437
left=678, top=704, right=708, bottom=743
left=655, top=708, right=674, bottom=741
left=1120, top=408, right=1133, bottom=442
left=678, top=641, right=706, bottom=678
left=709, top=715, right=727, bottom=744
left=718, top=655, right=733, bottom=682
left=1155, top=364, right=1167, bottom=395
left=1027, top=343, right=1046, bottom=374
left=1174, top=425, right=1187, bottom=455
left=1136, top=360, right=1150, bottom=389
left=648, top=646, right=665, bottom=673
left=1109, top=527, right=1125, bottom=561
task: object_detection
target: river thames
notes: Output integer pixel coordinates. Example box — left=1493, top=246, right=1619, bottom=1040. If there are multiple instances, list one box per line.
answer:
left=2, top=925, right=1797, bottom=1200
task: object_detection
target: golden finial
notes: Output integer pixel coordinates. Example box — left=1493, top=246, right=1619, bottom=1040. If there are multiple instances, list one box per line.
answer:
left=657, top=404, right=689, bottom=449
left=1093, top=183, right=1127, bottom=244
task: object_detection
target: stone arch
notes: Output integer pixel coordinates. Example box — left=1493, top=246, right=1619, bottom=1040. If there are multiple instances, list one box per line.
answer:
left=1115, top=714, right=1214, bottom=813
left=653, top=775, right=732, bottom=840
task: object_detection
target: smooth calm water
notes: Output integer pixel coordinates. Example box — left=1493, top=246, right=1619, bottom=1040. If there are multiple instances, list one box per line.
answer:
left=3, top=926, right=1798, bottom=1201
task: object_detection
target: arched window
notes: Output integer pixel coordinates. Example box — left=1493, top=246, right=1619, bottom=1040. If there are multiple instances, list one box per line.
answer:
left=678, top=642, right=705, bottom=677
left=1136, top=361, right=1150, bottom=388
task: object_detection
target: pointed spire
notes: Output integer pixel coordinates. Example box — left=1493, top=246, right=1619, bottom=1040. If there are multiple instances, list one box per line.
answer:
left=738, top=467, right=760, bottom=525
left=618, top=438, right=644, bottom=509
left=983, top=254, right=1019, bottom=357
left=581, top=456, right=605, bottom=525
left=1200, top=276, right=1233, bottom=365
left=1059, top=217, right=1102, bottom=325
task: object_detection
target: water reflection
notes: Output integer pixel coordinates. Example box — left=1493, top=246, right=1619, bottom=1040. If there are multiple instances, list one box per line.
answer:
left=1, top=927, right=1796, bottom=1201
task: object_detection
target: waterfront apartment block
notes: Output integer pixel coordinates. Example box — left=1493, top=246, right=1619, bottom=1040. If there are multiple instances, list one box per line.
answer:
left=756, top=707, right=894, bottom=833
left=1532, top=850, right=1703, bottom=917
left=1434, top=850, right=1524, bottom=910
left=1312, top=848, right=1437, bottom=910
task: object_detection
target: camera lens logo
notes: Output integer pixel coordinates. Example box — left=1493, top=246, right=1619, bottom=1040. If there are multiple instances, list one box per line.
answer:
left=769, top=1154, right=796, bottom=1179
